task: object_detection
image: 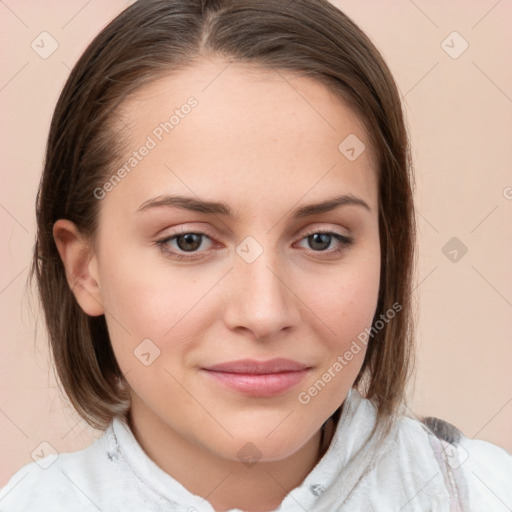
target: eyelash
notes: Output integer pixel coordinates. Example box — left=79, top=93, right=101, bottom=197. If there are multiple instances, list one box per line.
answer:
left=154, top=227, right=353, bottom=261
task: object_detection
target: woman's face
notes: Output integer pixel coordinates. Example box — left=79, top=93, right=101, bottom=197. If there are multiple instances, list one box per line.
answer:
left=84, top=57, right=380, bottom=462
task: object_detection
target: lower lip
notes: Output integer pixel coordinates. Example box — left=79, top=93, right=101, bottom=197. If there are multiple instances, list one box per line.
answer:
left=202, top=369, right=309, bottom=397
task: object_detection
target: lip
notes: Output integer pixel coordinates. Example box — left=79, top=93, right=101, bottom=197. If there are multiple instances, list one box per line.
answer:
left=204, top=358, right=310, bottom=374
left=202, top=358, right=311, bottom=397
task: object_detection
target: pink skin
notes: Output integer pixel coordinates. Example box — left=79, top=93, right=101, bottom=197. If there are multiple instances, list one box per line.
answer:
left=54, top=56, right=380, bottom=511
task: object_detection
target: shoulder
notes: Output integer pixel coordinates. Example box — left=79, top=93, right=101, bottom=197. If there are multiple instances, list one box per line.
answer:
left=0, top=458, right=80, bottom=512
left=399, top=415, right=512, bottom=511
left=457, top=435, right=512, bottom=510
left=327, top=393, right=512, bottom=510
left=418, top=415, right=512, bottom=477
left=0, top=427, right=115, bottom=512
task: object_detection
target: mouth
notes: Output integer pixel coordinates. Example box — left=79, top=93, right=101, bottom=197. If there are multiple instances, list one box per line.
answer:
left=201, top=358, right=311, bottom=397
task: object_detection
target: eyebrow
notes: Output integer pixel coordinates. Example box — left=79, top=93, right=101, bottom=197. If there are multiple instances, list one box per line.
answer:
left=135, top=193, right=372, bottom=218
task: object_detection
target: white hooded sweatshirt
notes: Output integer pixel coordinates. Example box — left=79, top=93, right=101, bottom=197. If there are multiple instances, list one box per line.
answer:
left=1, top=389, right=511, bottom=511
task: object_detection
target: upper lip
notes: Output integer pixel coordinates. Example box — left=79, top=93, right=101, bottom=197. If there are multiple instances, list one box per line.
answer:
left=203, top=358, right=310, bottom=374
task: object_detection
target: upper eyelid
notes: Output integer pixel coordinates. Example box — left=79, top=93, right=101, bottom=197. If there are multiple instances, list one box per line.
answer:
left=160, top=225, right=349, bottom=243
left=161, top=221, right=350, bottom=238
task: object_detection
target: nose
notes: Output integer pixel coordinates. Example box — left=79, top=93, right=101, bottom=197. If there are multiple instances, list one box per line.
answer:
left=223, top=249, right=301, bottom=340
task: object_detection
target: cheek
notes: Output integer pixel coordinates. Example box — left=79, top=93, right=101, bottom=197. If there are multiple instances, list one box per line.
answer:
left=98, top=215, right=380, bottom=373
left=310, top=252, right=381, bottom=344
left=294, top=261, right=380, bottom=415
left=95, top=254, right=173, bottom=352
left=301, top=250, right=380, bottom=379
left=96, top=246, right=221, bottom=377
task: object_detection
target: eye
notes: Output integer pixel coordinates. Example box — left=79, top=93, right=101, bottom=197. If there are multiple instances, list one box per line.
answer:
left=154, top=227, right=353, bottom=261
left=155, top=230, right=214, bottom=261
left=295, top=229, right=353, bottom=255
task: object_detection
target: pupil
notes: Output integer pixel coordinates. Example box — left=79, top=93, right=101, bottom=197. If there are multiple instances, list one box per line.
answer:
left=310, top=233, right=330, bottom=251
left=178, top=233, right=201, bottom=251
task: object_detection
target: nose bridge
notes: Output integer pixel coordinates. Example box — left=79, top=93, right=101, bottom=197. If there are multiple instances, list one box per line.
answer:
left=241, top=249, right=284, bottom=299
left=224, top=237, right=300, bottom=337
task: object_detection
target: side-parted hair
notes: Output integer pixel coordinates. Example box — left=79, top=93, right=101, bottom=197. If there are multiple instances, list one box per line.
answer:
left=29, top=0, right=416, bottom=431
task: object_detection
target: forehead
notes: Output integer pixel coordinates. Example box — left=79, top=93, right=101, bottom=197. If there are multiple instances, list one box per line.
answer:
left=103, top=56, right=378, bottom=218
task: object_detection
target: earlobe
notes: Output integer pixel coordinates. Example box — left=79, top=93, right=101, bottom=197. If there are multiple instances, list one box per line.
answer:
left=52, top=219, right=105, bottom=317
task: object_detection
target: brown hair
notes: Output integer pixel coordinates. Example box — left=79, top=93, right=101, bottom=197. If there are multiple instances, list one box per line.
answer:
left=29, top=0, right=416, bottom=431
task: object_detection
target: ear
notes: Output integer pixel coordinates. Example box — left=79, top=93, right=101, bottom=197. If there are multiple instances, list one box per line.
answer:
left=53, top=219, right=104, bottom=316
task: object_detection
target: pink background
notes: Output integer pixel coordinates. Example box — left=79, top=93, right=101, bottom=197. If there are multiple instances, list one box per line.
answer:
left=1, top=0, right=511, bottom=485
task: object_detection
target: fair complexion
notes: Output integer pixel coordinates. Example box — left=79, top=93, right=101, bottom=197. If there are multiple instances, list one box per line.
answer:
left=54, top=56, right=380, bottom=512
